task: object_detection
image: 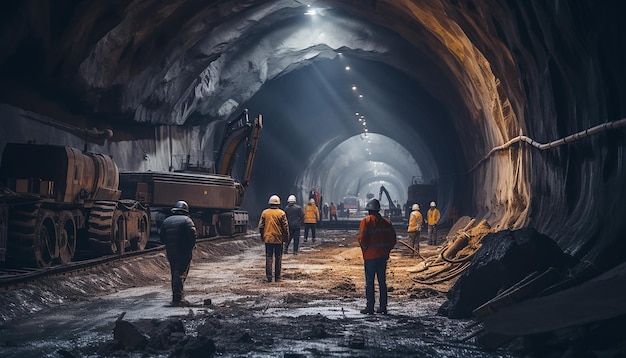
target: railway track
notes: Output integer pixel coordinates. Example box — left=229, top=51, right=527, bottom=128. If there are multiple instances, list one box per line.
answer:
left=0, top=236, right=224, bottom=288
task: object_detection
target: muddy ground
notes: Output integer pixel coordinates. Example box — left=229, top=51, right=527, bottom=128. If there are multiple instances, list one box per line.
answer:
left=0, top=229, right=516, bottom=357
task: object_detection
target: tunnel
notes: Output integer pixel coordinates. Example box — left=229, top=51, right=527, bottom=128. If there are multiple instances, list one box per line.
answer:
left=1, top=0, right=625, bottom=351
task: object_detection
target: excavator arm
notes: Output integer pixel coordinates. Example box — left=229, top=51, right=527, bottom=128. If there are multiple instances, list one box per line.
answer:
left=379, top=185, right=397, bottom=209
left=215, top=109, right=263, bottom=187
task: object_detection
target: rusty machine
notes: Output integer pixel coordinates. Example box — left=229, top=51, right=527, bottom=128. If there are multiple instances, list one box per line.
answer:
left=0, top=109, right=262, bottom=267
left=118, top=109, right=263, bottom=237
left=0, top=144, right=150, bottom=267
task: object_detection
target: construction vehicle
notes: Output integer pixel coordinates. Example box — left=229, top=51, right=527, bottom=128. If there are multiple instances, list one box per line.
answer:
left=342, top=194, right=359, bottom=217
left=0, top=109, right=262, bottom=267
left=118, top=109, right=262, bottom=237
left=379, top=185, right=403, bottom=221
left=404, top=176, right=438, bottom=219
left=0, top=143, right=150, bottom=267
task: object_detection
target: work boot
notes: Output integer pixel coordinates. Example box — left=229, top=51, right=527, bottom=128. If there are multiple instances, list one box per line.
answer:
left=172, top=299, right=192, bottom=307
left=376, top=307, right=388, bottom=315
left=360, top=308, right=375, bottom=315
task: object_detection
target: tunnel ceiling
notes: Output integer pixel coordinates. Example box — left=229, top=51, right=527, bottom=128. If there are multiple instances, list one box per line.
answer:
left=1, top=1, right=626, bottom=268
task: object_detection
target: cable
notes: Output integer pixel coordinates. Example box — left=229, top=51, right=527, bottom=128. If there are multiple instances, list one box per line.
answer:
left=471, top=118, right=626, bottom=172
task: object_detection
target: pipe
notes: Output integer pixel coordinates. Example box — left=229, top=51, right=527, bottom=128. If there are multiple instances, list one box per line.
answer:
left=471, top=118, right=626, bottom=172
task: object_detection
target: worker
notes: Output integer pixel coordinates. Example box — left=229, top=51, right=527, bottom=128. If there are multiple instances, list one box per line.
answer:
left=329, top=202, right=338, bottom=221
left=303, top=198, right=320, bottom=243
left=323, top=203, right=329, bottom=220
left=358, top=199, right=397, bottom=314
left=283, top=194, right=304, bottom=255
left=407, top=203, right=423, bottom=254
left=259, top=195, right=289, bottom=282
left=427, top=201, right=441, bottom=245
left=160, top=200, right=197, bottom=307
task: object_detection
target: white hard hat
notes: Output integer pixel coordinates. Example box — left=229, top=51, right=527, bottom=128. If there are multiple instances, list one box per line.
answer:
left=268, top=195, right=281, bottom=205
left=412, top=204, right=419, bottom=211
left=287, top=195, right=296, bottom=203
left=430, top=201, right=436, bottom=207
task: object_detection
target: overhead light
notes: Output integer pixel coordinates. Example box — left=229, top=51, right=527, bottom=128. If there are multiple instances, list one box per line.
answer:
left=359, top=94, right=363, bottom=98
left=305, top=9, right=317, bottom=15
left=352, top=85, right=357, bottom=90
left=345, top=66, right=351, bottom=71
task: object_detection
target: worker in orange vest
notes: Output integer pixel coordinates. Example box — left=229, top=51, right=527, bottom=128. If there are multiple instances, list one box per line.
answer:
left=358, top=199, right=397, bottom=314
left=303, top=198, right=320, bottom=242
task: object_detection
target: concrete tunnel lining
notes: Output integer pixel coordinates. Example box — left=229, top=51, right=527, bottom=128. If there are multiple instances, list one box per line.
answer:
left=0, top=1, right=625, bottom=270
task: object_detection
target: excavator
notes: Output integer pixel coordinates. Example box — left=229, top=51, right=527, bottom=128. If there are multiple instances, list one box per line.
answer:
left=0, top=109, right=262, bottom=267
left=379, top=185, right=404, bottom=222
left=119, top=109, right=262, bottom=238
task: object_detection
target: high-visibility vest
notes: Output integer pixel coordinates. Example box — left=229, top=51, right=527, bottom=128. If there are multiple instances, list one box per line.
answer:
left=358, top=214, right=397, bottom=260
left=303, top=204, right=319, bottom=223
left=258, top=207, right=289, bottom=244
left=408, top=210, right=423, bottom=232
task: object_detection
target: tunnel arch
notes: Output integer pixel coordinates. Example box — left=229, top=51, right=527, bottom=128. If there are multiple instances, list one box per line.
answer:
left=295, top=133, right=422, bottom=210
left=1, top=0, right=625, bottom=270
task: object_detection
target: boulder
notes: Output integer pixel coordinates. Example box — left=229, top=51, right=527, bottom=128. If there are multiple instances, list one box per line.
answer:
left=438, top=227, right=574, bottom=318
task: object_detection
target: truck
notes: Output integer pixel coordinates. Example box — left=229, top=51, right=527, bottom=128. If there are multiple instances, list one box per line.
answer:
left=378, top=185, right=403, bottom=221
left=0, top=109, right=263, bottom=267
left=118, top=110, right=262, bottom=237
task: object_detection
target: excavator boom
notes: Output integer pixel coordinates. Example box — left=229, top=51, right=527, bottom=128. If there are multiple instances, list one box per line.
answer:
left=215, top=109, right=263, bottom=185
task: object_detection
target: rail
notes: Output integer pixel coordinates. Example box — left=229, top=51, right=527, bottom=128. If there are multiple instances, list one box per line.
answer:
left=0, top=236, right=227, bottom=288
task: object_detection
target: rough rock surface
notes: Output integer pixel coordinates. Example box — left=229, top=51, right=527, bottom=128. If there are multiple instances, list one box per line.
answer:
left=438, top=227, right=575, bottom=319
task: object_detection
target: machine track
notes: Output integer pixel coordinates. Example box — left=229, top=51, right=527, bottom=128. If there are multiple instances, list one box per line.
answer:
left=88, top=200, right=150, bottom=255
left=6, top=202, right=55, bottom=267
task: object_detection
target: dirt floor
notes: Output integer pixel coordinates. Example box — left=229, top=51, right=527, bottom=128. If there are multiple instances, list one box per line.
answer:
left=0, top=229, right=516, bottom=357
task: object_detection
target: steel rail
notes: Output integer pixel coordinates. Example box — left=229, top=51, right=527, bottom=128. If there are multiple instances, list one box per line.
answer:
left=0, top=236, right=226, bottom=288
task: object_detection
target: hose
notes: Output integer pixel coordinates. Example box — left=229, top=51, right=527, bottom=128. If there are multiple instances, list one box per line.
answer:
left=471, top=117, right=626, bottom=172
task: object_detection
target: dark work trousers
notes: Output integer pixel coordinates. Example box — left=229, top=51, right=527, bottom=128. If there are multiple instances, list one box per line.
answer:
left=428, top=225, right=437, bottom=245
left=167, top=254, right=192, bottom=302
left=265, top=243, right=283, bottom=282
left=304, top=223, right=316, bottom=241
left=408, top=230, right=421, bottom=253
left=364, top=257, right=388, bottom=310
left=284, top=226, right=300, bottom=254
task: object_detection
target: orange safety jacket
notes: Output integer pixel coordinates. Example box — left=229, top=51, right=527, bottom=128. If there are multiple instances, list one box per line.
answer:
left=407, top=210, right=423, bottom=232
left=258, top=207, right=289, bottom=244
left=358, top=213, right=397, bottom=260
left=303, top=204, right=320, bottom=224
left=329, top=204, right=337, bottom=215
left=427, top=208, right=441, bottom=226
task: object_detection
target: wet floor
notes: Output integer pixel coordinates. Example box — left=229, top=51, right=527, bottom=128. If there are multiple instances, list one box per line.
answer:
left=0, top=230, right=517, bottom=357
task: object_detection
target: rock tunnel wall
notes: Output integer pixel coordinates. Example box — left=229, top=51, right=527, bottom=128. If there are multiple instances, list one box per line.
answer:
left=443, top=0, right=626, bottom=267
left=0, top=0, right=625, bottom=270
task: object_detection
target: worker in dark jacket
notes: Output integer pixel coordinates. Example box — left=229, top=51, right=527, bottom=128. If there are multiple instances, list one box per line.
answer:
left=358, top=199, right=397, bottom=314
left=283, top=194, right=304, bottom=255
left=259, top=195, right=289, bottom=282
left=160, top=200, right=197, bottom=306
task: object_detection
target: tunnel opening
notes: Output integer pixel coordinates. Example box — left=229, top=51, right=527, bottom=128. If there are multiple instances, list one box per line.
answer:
left=238, top=56, right=464, bottom=218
